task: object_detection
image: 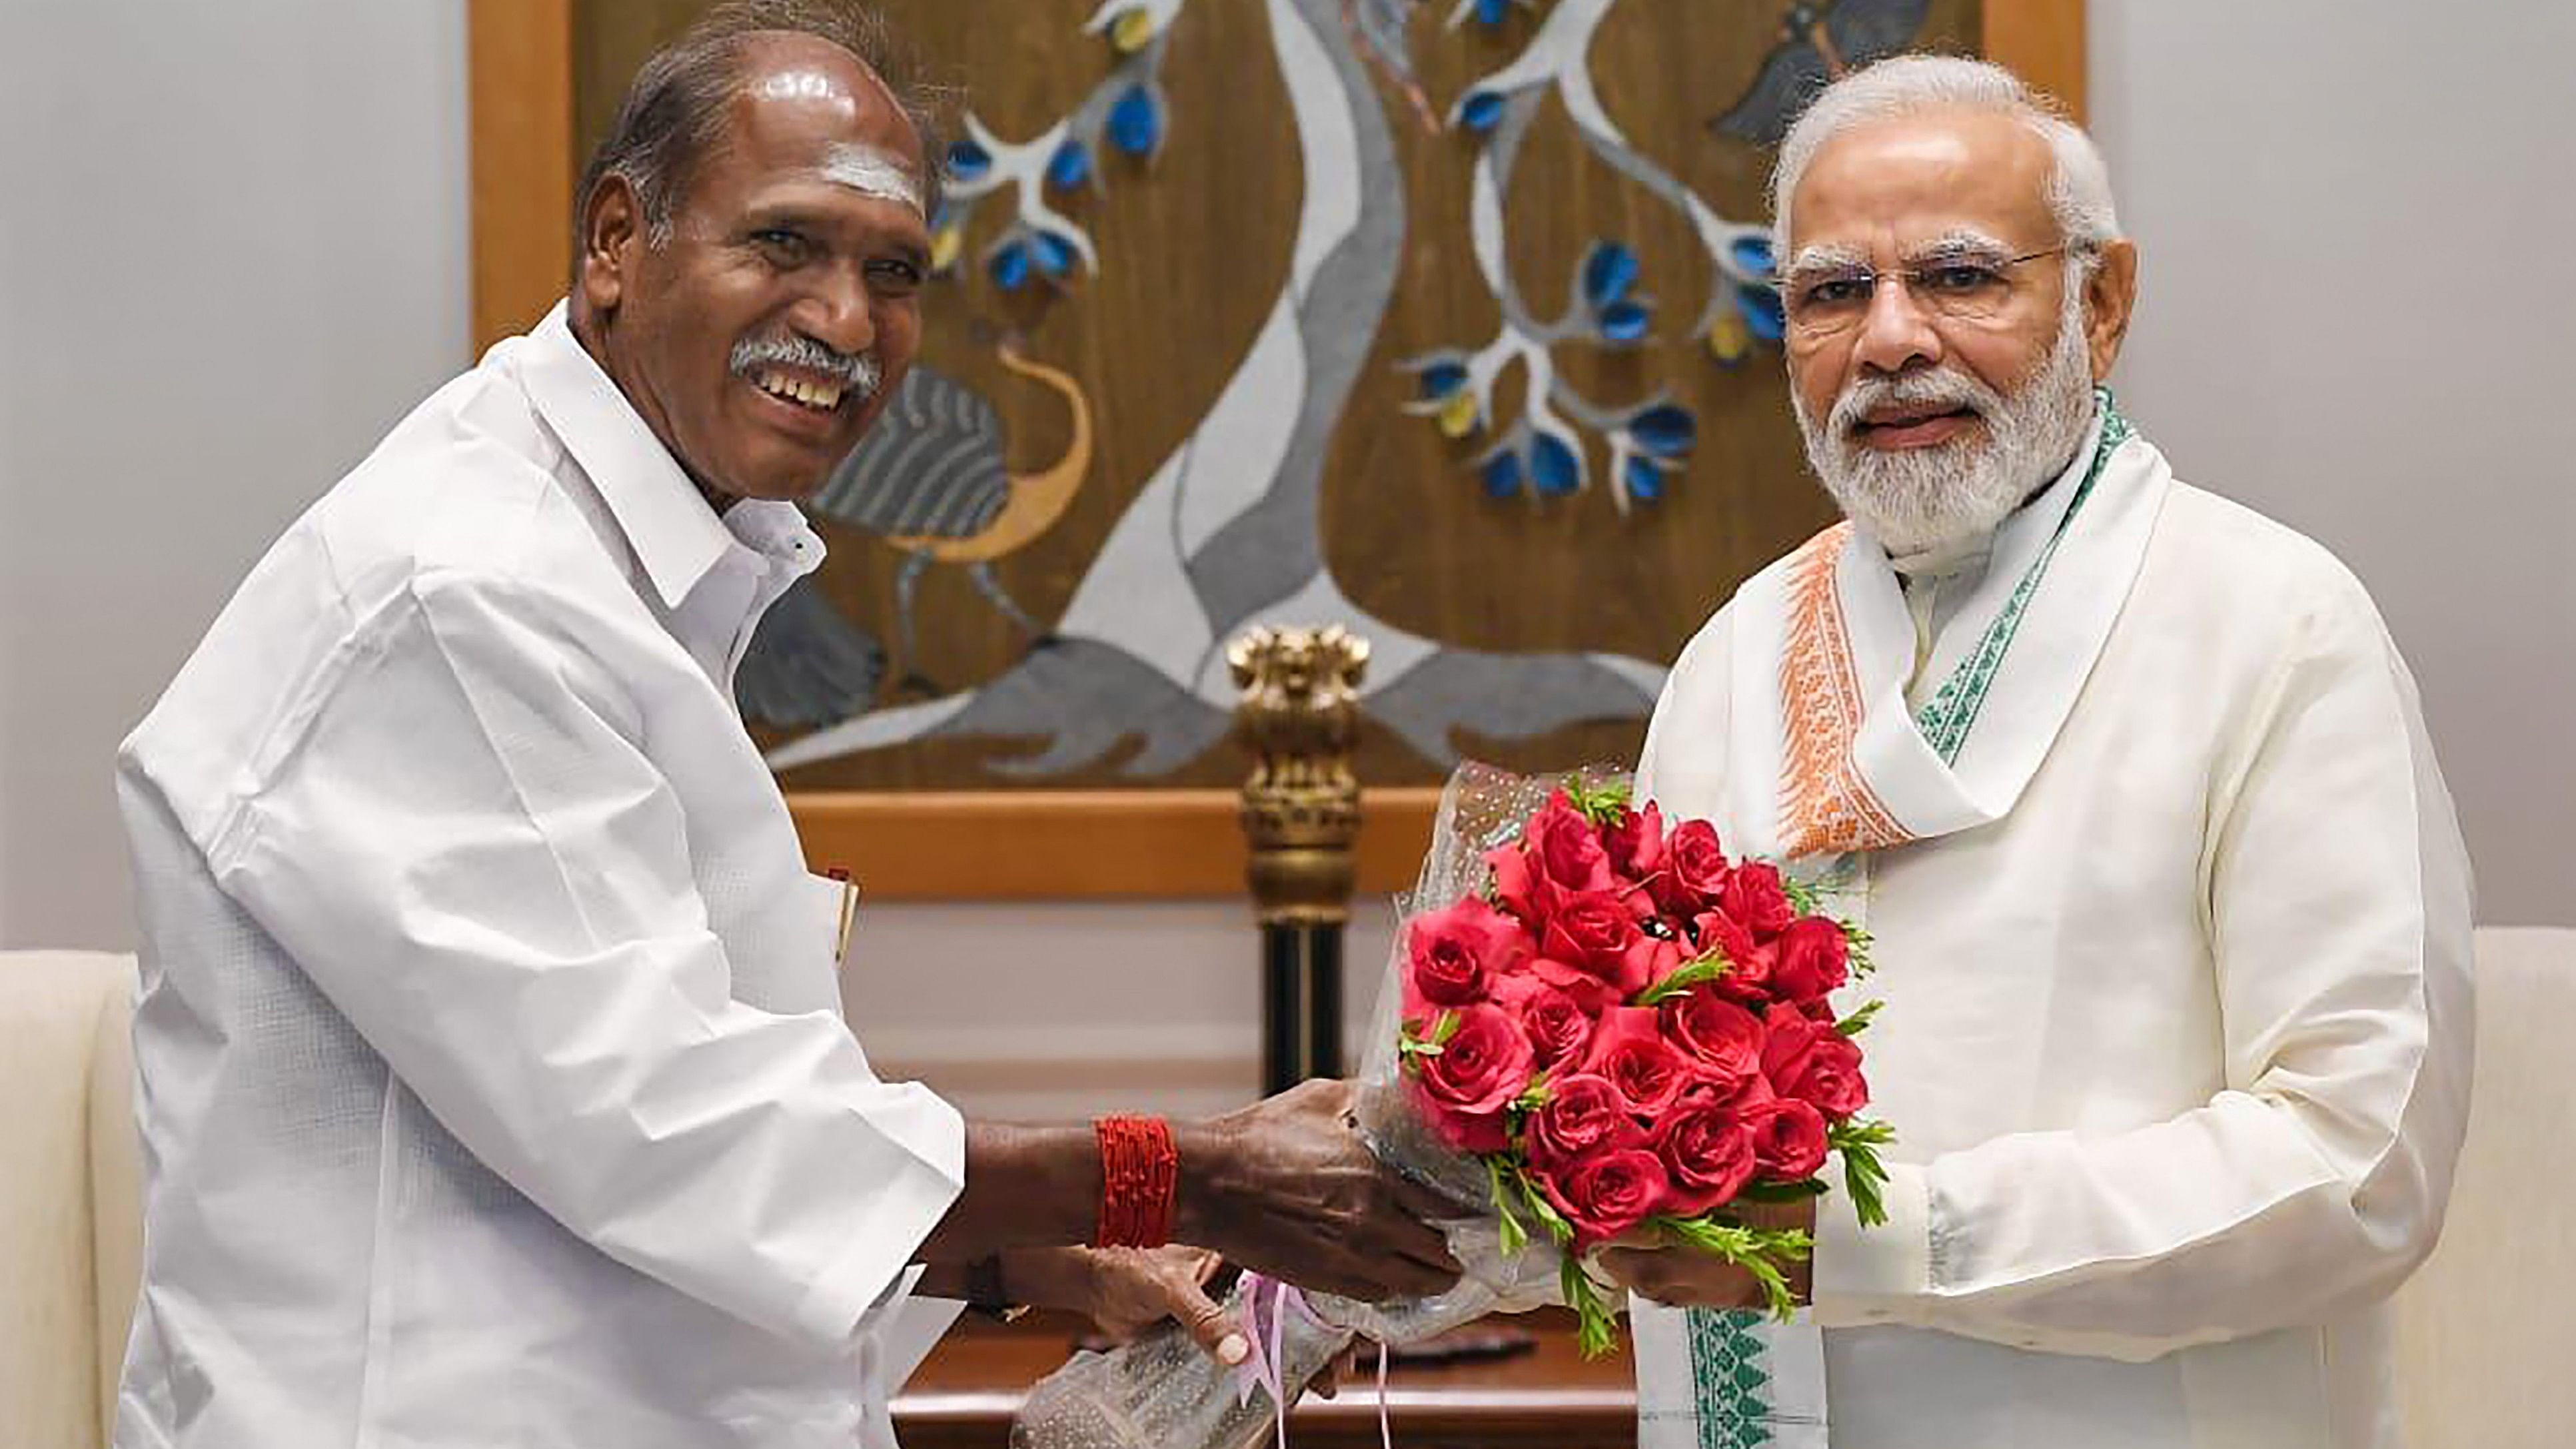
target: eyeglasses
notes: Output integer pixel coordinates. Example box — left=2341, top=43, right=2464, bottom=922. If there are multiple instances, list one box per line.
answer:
left=1774, top=246, right=2069, bottom=338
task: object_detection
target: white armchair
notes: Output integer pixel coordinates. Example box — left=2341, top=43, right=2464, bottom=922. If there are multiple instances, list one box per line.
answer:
left=0, top=951, right=141, bottom=1449
left=2393, top=927, right=2576, bottom=1447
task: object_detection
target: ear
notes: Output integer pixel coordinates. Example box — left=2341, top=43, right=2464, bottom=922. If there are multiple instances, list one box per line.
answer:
left=2083, top=239, right=2140, bottom=381
left=578, top=176, right=645, bottom=316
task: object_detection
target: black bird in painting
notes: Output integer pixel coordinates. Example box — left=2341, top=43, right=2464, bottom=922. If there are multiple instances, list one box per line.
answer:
left=737, top=348, right=1094, bottom=720
left=1711, top=0, right=1931, bottom=147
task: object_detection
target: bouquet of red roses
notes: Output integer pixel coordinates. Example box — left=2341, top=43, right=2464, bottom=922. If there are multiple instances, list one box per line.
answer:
left=1011, top=765, right=1892, bottom=1449
left=1394, top=770, right=1892, bottom=1355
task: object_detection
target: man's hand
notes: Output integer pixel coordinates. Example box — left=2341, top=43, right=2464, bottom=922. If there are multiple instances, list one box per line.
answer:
left=1597, top=1196, right=1818, bottom=1310
left=1005, top=1246, right=1251, bottom=1364
left=1174, top=1079, right=1463, bottom=1303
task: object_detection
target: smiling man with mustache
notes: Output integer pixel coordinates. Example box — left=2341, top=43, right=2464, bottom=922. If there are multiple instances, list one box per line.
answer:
left=1603, top=56, right=2473, bottom=1449
left=108, top=5, right=1458, bottom=1448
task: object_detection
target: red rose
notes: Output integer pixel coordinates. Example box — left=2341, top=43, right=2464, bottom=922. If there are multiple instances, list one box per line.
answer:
left=1530, top=956, right=1622, bottom=1016
left=1486, top=842, right=1559, bottom=930
left=1524, top=1072, right=1644, bottom=1169
left=1656, top=819, right=1731, bottom=913
left=1760, top=1003, right=1869, bottom=1120
left=1535, top=793, right=1618, bottom=893
left=1653, top=1099, right=1760, bottom=1216
left=1491, top=973, right=1597, bottom=1073
left=1693, top=910, right=1777, bottom=1005
left=1660, top=987, right=1764, bottom=1095
left=1719, top=862, right=1795, bottom=940
left=1583, top=1006, right=1697, bottom=1117
left=1410, top=1003, right=1537, bottom=1153
left=1771, top=915, right=1850, bottom=1004
left=1603, top=801, right=1667, bottom=881
left=1543, top=889, right=1638, bottom=967
left=1743, top=1096, right=1830, bottom=1181
left=1400, top=895, right=1530, bottom=1019
left=1541, top=891, right=1664, bottom=1001
left=1533, top=1147, right=1669, bottom=1247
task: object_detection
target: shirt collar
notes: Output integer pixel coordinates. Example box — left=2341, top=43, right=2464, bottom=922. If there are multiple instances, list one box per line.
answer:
left=517, top=300, right=736, bottom=609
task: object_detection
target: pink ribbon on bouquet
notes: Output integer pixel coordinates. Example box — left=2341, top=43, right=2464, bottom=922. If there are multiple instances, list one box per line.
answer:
left=1231, top=1274, right=1395, bottom=1449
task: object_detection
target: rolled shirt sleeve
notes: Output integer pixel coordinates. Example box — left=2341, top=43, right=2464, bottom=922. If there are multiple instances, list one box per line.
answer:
left=201, top=566, right=962, bottom=1350
left=1808, top=581, right=2476, bottom=1361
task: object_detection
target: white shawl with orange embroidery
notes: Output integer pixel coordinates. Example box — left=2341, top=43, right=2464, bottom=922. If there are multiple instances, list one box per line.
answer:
left=1719, top=394, right=2166, bottom=866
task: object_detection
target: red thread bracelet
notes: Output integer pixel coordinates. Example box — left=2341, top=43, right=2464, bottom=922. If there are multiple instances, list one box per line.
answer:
left=1093, top=1115, right=1179, bottom=1248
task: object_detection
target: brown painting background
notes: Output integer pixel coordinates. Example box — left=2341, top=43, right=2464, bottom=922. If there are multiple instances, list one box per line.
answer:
left=572, top=1, right=1982, bottom=791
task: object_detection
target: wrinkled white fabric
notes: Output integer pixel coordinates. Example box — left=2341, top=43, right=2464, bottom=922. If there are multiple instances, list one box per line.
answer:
left=1631, top=467, right=2475, bottom=1448
left=115, top=302, right=965, bottom=1449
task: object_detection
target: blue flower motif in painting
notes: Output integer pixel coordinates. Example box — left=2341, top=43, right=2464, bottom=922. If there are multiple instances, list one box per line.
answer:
left=1458, top=90, right=1508, bottom=134
left=1580, top=241, right=1652, bottom=344
left=1108, top=85, right=1164, bottom=157
left=1029, top=231, right=1077, bottom=278
left=1615, top=402, right=1697, bottom=506
left=1529, top=431, right=1582, bottom=496
left=1628, top=404, right=1696, bottom=459
left=1738, top=283, right=1787, bottom=342
left=989, top=240, right=1031, bottom=292
left=946, top=139, right=993, bottom=183
left=1583, top=241, right=1639, bottom=308
left=1047, top=139, right=1094, bottom=191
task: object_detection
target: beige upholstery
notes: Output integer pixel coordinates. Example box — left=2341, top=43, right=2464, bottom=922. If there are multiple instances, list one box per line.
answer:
left=0, top=951, right=141, bottom=1449
left=2394, top=927, right=2576, bottom=1448
left=3, top=933, right=2566, bottom=1446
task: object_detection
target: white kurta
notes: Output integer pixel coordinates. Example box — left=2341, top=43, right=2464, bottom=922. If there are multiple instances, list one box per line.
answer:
left=1632, top=460, right=2475, bottom=1446
left=115, top=303, right=965, bottom=1449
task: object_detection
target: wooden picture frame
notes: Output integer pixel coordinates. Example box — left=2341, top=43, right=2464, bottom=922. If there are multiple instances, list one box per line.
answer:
left=466, top=0, right=2086, bottom=901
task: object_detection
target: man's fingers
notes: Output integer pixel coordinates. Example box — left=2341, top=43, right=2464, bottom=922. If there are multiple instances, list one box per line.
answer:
left=1383, top=1168, right=1463, bottom=1223
left=1380, top=1222, right=1465, bottom=1284
left=1186, top=1248, right=1223, bottom=1289
left=1597, top=1247, right=1756, bottom=1309
left=1168, top=1271, right=1247, bottom=1365
left=1597, top=1247, right=1658, bottom=1293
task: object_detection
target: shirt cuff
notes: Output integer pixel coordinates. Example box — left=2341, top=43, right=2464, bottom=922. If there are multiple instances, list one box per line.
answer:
left=1810, top=1161, right=1931, bottom=1326
left=787, top=1095, right=967, bottom=1346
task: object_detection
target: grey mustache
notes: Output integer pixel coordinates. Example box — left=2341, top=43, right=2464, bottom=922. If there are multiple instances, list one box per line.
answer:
left=1830, top=370, right=2000, bottom=435
left=729, top=333, right=882, bottom=398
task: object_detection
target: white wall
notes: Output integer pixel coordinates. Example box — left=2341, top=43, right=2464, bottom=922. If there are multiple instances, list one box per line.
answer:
left=0, top=0, right=472, bottom=947
left=2089, top=1, right=2576, bottom=925
left=842, top=898, right=1401, bottom=1120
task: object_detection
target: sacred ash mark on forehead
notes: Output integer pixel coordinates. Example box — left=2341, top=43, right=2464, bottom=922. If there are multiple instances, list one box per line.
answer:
left=820, top=142, right=922, bottom=216
left=752, top=67, right=846, bottom=104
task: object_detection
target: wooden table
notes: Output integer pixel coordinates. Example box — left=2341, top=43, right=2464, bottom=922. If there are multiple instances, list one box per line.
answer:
left=897, top=1309, right=1637, bottom=1448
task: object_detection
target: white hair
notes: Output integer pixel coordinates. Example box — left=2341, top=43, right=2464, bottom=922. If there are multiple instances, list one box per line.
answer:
left=1771, top=55, right=2122, bottom=266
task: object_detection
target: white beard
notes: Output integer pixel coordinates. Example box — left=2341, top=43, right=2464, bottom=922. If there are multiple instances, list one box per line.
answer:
left=1794, top=287, right=2098, bottom=556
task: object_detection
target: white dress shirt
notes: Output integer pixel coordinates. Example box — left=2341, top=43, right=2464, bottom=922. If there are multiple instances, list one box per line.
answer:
left=1634, top=481, right=2475, bottom=1448
left=115, top=303, right=965, bottom=1449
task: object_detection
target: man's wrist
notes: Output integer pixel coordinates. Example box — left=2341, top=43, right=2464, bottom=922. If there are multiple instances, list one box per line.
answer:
left=1165, top=1119, right=1233, bottom=1248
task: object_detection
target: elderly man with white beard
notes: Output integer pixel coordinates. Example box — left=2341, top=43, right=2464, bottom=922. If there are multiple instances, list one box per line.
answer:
left=1597, top=57, right=2474, bottom=1449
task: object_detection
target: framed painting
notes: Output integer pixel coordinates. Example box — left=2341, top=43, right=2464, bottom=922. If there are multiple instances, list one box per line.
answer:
left=469, top=0, right=2086, bottom=898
